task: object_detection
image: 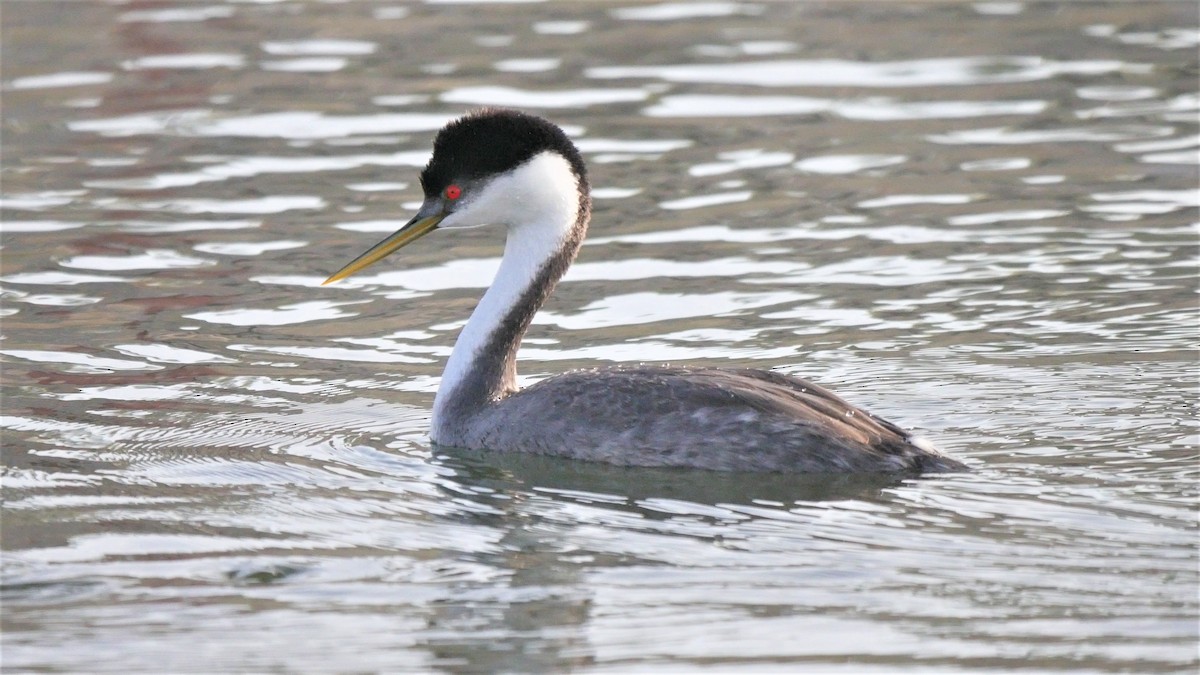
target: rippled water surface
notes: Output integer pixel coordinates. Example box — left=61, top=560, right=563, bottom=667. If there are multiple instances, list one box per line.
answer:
left=2, top=1, right=1198, bottom=672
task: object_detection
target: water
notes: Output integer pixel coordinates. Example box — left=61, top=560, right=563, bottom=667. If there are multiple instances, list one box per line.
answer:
left=2, top=1, right=1197, bottom=672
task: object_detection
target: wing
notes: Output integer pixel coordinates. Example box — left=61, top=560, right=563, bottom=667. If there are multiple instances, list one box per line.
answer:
left=460, top=366, right=959, bottom=473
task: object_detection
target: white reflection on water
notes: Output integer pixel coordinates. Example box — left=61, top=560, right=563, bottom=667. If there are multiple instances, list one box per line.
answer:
left=493, top=58, right=561, bottom=73
left=659, top=191, right=752, bottom=210
left=646, top=94, right=1046, bottom=120
left=947, top=209, right=1069, bottom=226
left=689, top=150, right=795, bottom=176
left=345, top=182, right=408, bottom=192
left=533, top=20, right=589, bottom=34
left=538, top=290, right=798, bottom=330
left=590, top=224, right=807, bottom=245
left=1085, top=189, right=1200, bottom=215
left=973, top=2, right=1024, bottom=15
left=60, top=249, right=214, bottom=271
left=70, top=110, right=455, bottom=139
left=185, top=300, right=365, bottom=327
left=2, top=271, right=132, bottom=285
left=194, top=241, right=307, bottom=256
left=115, top=195, right=325, bottom=214
left=87, top=152, right=429, bottom=190
left=519, top=340, right=800, bottom=363
left=4, top=290, right=101, bottom=307
left=695, top=40, right=799, bottom=57
left=0, top=220, right=87, bottom=233
left=928, top=125, right=1174, bottom=144
left=1092, top=25, right=1200, bottom=51
left=795, top=154, right=907, bottom=174
left=589, top=56, right=1136, bottom=87
left=230, top=344, right=435, bottom=364
left=0, top=190, right=87, bottom=210
left=261, top=58, right=348, bottom=73
left=5, top=71, right=113, bottom=90
left=115, top=220, right=263, bottom=233
left=959, top=157, right=1032, bottom=171
left=1077, top=85, right=1160, bottom=101
left=611, top=2, right=764, bottom=21
left=857, top=194, right=977, bottom=208
left=1076, top=92, right=1199, bottom=121
left=112, top=344, right=236, bottom=365
left=121, top=54, right=244, bottom=71
left=441, top=85, right=649, bottom=108
left=574, top=138, right=693, bottom=154
left=118, top=6, right=235, bottom=23
left=260, top=39, right=376, bottom=56
left=0, top=350, right=161, bottom=373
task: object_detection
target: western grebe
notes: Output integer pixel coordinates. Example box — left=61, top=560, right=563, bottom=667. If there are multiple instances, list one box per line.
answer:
left=324, top=109, right=965, bottom=473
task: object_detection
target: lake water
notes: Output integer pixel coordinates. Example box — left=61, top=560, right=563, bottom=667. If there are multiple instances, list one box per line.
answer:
left=2, top=1, right=1197, bottom=672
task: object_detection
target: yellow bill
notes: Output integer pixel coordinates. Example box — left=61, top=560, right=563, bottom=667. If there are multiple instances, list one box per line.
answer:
left=322, top=213, right=444, bottom=285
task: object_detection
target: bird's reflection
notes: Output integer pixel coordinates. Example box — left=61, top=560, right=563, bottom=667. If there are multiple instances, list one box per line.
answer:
left=441, top=446, right=911, bottom=508
left=412, top=447, right=913, bottom=672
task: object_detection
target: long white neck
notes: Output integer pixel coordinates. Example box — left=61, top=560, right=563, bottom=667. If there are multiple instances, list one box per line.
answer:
left=430, top=152, right=587, bottom=439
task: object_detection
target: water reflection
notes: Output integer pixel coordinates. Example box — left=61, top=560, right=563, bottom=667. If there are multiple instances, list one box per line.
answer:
left=442, top=449, right=909, bottom=507
left=1, top=0, right=1196, bottom=672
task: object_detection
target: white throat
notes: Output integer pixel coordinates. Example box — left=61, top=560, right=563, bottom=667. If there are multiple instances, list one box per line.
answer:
left=430, top=151, right=582, bottom=436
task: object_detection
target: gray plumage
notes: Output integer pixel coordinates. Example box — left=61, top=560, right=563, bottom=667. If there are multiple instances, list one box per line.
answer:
left=436, top=365, right=966, bottom=473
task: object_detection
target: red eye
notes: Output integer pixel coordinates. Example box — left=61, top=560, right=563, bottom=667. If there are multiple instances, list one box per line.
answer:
left=444, top=185, right=462, bottom=200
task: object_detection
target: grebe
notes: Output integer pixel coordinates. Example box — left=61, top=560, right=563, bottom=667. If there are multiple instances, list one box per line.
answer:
left=324, top=109, right=965, bottom=473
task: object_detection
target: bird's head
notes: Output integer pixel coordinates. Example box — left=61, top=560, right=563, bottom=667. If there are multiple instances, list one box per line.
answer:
left=324, top=108, right=588, bottom=285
